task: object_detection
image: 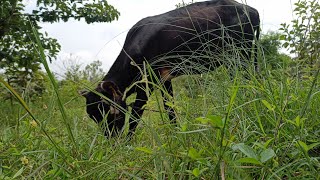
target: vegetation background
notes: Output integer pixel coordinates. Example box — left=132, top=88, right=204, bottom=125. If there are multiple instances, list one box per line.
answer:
left=1, top=0, right=319, bottom=179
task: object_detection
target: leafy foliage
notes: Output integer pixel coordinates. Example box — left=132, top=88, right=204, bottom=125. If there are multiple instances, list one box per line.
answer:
left=32, top=0, right=119, bottom=23
left=62, top=55, right=104, bottom=83
left=280, top=0, right=319, bottom=66
left=259, top=31, right=292, bottom=68
left=0, top=0, right=119, bottom=97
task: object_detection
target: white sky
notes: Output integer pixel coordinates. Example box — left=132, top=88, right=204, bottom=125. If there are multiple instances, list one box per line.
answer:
left=25, top=0, right=298, bottom=76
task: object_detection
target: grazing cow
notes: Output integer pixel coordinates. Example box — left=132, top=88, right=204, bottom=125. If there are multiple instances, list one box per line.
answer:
left=82, top=0, right=260, bottom=137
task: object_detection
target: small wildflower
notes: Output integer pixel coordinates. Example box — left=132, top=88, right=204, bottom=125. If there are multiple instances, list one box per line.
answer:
left=21, top=156, right=29, bottom=165
left=30, top=120, right=37, bottom=127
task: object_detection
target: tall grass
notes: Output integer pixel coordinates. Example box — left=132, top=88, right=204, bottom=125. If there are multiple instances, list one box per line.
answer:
left=1, top=21, right=319, bottom=180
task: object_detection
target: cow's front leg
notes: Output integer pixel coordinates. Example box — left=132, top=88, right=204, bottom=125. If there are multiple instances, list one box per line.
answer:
left=128, top=88, right=149, bottom=137
left=162, top=80, right=176, bottom=124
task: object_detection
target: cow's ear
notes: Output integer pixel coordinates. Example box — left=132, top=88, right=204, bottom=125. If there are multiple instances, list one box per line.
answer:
left=78, top=89, right=89, bottom=97
left=100, top=81, right=122, bottom=97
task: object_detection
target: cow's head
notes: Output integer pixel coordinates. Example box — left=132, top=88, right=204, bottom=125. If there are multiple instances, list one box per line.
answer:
left=81, top=81, right=126, bottom=137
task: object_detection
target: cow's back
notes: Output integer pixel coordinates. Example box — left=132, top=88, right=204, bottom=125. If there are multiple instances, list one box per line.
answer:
left=107, top=0, right=259, bottom=83
left=123, top=0, right=258, bottom=60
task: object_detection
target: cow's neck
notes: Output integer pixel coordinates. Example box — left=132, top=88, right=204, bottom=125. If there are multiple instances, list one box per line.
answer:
left=103, top=52, right=139, bottom=94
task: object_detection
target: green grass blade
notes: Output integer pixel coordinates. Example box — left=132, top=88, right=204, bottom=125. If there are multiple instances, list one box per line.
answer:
left=300, top=69, right=319, bottom=119
left=29, top=20, right=78, bottom=151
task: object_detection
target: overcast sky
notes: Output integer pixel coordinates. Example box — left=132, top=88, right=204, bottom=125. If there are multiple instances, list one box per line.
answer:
left=25, top=0, right=298, bottom=76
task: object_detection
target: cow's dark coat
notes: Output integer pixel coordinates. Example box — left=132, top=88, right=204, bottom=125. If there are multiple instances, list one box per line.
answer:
left=82, top=0, right=260, bottom=137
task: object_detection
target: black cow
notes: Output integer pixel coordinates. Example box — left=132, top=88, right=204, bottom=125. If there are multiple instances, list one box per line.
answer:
left=82, top=0, right=260, bottom=137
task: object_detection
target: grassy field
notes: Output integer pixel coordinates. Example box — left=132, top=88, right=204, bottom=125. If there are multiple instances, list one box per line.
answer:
left=1, top=58, right=319, bottom=179
left=1, top=0, right=319, bottom=178
left=0, top=21, right=319, bottom=179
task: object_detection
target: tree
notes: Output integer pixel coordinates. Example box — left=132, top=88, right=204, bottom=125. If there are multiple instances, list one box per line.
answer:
left=62, top=54, right=104, bottom=83
left=0, top=0, right=119, bottom=94
left=280, top=0, right=319, bottom=67
left=260, top=31, right=292, bottom=69
left=81, top=60, right=104, bottom=83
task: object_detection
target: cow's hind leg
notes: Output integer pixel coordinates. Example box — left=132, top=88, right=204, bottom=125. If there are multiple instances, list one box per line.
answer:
left=161, top=80, right=176, bottom=124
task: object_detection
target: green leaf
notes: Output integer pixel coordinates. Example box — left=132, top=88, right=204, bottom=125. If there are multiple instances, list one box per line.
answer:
left=261, top=100, right=275, bottom=111
left=207, top=115, right=224, bottom=128
left=135, top=147, right=153, bottom=154
left=12, top=167, right=24, bottom=179
left=283, top=42, right=289, bottom=48
left=181, top=124, right=188, bottom=132
left=196, top=115, right=223, bottom=128
left=260, top=149, right=276, bottom=163
left=236, top=158, right=262, bottom=165
left=263, top=138, right=274, bottom=148
left=97, top=150, right=104, bottom=161
left=164, top=101, right=175, bottom=108
left=1, top=166, right=10, bottom=169
left=232, top=143, right=258, bottom=160
left=286, top=119, right=297, bottom=126
left=195, top=117, right=209, bottom=124
left=279, top=35, right=286, bottom=40
left=192, top=168, right=200, bottom=177
left=295, top=116, right=301, bottom=127
left=297, top=141, right=309, bottom=152
left=308, top=142, right=320, bottom=151
left=188, top=148, right=201, bottom=160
